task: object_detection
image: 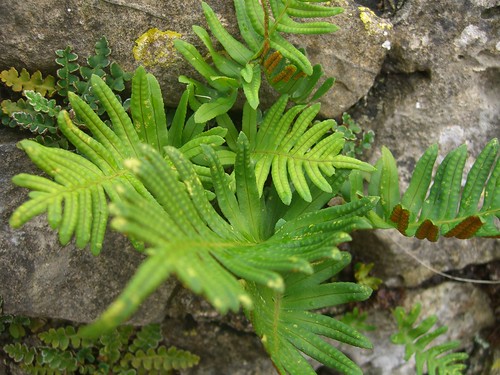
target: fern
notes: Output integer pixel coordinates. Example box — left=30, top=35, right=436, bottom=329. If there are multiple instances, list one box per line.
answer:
left=391, top=304, right=469, bottom=375
left=3, top=323, right=198, bottom=374
left=347, top=139, right=500, bottom=240
left=173, top=0, right=341, bottom=120
left=248, top=95, right=375, bottom=204
left=340, top=307, right=376, bottom=333
left=1, top=37, right=133, bottom=147
left=246, top=254, right=373, bottom=375
left=9, top=67, right=219, bottom=255
left=75, top=134, right=377, bottom=373
left=55, top=46, right=79, bottom=98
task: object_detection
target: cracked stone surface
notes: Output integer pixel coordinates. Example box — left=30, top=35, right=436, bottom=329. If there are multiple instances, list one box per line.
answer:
left=0, top=0, right=499, bottom=374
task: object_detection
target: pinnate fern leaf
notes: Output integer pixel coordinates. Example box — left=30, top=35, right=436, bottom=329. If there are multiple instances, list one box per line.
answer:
left=174, top=0, right=341, bottom=115
left=246, top=253, right=373, bottom=375
left=391, top=304, right=469, bottom=375
left=355, top=139, right=500, bottom=240
left=251, top=95, right=375, bottom=204
left=120, top=346, right=199, bottom=373
left=79, top=135, right=377, bottom=337
left=10, top=68, right=212, bottom=255
left=55, top=46, right=80, bottom=97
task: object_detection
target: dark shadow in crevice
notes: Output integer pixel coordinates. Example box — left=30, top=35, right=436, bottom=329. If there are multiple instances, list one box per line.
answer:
left=481, top=6, right=500, bottom=19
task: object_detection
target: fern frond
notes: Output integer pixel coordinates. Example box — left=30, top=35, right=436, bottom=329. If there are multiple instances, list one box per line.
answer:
left=391, top=304, right=469, bottom=375
left=79, top=138, right=376, bottom=337
left=121, top=346, right=200, bottom=372
left=246, top=254, right=372, bottom=375
left=251, top=96, right=375, bottom=204
left=174, top=0, right=341, bottom=114
left=55, top=46, right=80, bottom=97
left=10, top=68, right=212, bottom=255
left=355, top=140, right=500, bottom=240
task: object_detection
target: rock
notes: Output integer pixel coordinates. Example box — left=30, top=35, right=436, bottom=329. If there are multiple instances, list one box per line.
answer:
left=337, top=282, right=495, bottom=374
left=0, top=0, right=390, bottom=117
left=0, top=127, right=176, bottom=324
left=350, top=0, right=500, bottom=284
left=352, top=229, right=498, bottom=287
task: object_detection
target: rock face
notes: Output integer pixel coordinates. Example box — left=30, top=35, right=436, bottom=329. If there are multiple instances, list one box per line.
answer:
left=0, top=0, right=499, bottom=374
left=0, top=0, right=390, bottom=118
left=350, top=0, right=500, bottom=286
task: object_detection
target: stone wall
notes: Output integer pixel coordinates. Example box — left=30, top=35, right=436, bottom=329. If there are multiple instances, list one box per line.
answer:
left=0, top=0, right=498, bottom=373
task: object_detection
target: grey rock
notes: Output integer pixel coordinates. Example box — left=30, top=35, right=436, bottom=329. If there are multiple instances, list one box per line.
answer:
left=350, top=0, right=500, bottom=284
left=352, top=229, right=498, bottom=287
left=0, top=127, right=176, bottom=324
left=338, top=282, right=495, bottom=375
left=0, top=0, right=389, bottom=117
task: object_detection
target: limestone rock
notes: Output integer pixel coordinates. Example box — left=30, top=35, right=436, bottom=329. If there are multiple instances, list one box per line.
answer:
left=0, top=127, right=176, bottom=324
left=350, top=0, right=500, bottom=284
left=0, top=0, right=390, bottom=117
left=338, top=282, right=495, bottom=374
left=352, top=229, right=498, bottom=287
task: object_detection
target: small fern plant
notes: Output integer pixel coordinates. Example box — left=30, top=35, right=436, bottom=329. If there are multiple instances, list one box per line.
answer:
left=173, top=0, right=342, bottom=122
left=3, top=323, right=199, bottom=374
left=391, top=304, right=469, bottom=375
left=1, top=36, right=132, bottom=148
left=6, top=0, right=500, bottom=374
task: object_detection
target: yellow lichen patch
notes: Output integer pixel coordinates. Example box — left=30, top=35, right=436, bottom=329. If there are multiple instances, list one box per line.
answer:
left=358, top=7, right=393, bottom=36
left=133, top=28, right=182, bottom=67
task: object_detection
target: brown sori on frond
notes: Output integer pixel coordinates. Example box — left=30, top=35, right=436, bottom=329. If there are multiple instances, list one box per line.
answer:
left=390, top=204, right=410, bottom=234
left=415, top=219, right=439, bottom=242
left=272, top=65, right=297, bottom=83
left=263, top=50, right=283, bottom=74
left=444, top=216, right=483, bottom=239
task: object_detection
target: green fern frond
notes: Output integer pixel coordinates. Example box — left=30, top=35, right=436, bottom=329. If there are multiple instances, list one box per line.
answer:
left=4, top=342, right=37, bottom=365
left=55, top=46, right=80, bottom=97
left=3, top=91, right=62, bottom=136
left=391, top=304, right=469, bottom=375
left=120, top=346, right=200, bottom=373
left=350, top=139, right=500, bottom=240
left=1, top=96, right=59, bottom=135
left=340, top=307, right=377, bottom=332
left=79, top=137, right=376, bottom=337
left=0, top=67, right=56, bottom=97
left=9, top=68, right=211, bottom=255
left=246, top=254, right=372, bottom=375
left=174, top=0, right=341, bottom=115
left=39, top=327, right=82, bottom=350
left=251, top=95, right=375, bottom=204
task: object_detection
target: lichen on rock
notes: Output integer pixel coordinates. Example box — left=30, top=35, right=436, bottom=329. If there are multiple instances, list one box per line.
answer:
left=133, top=28, right=182, bottom=67
left=358, top=6, right=393, bottom=36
